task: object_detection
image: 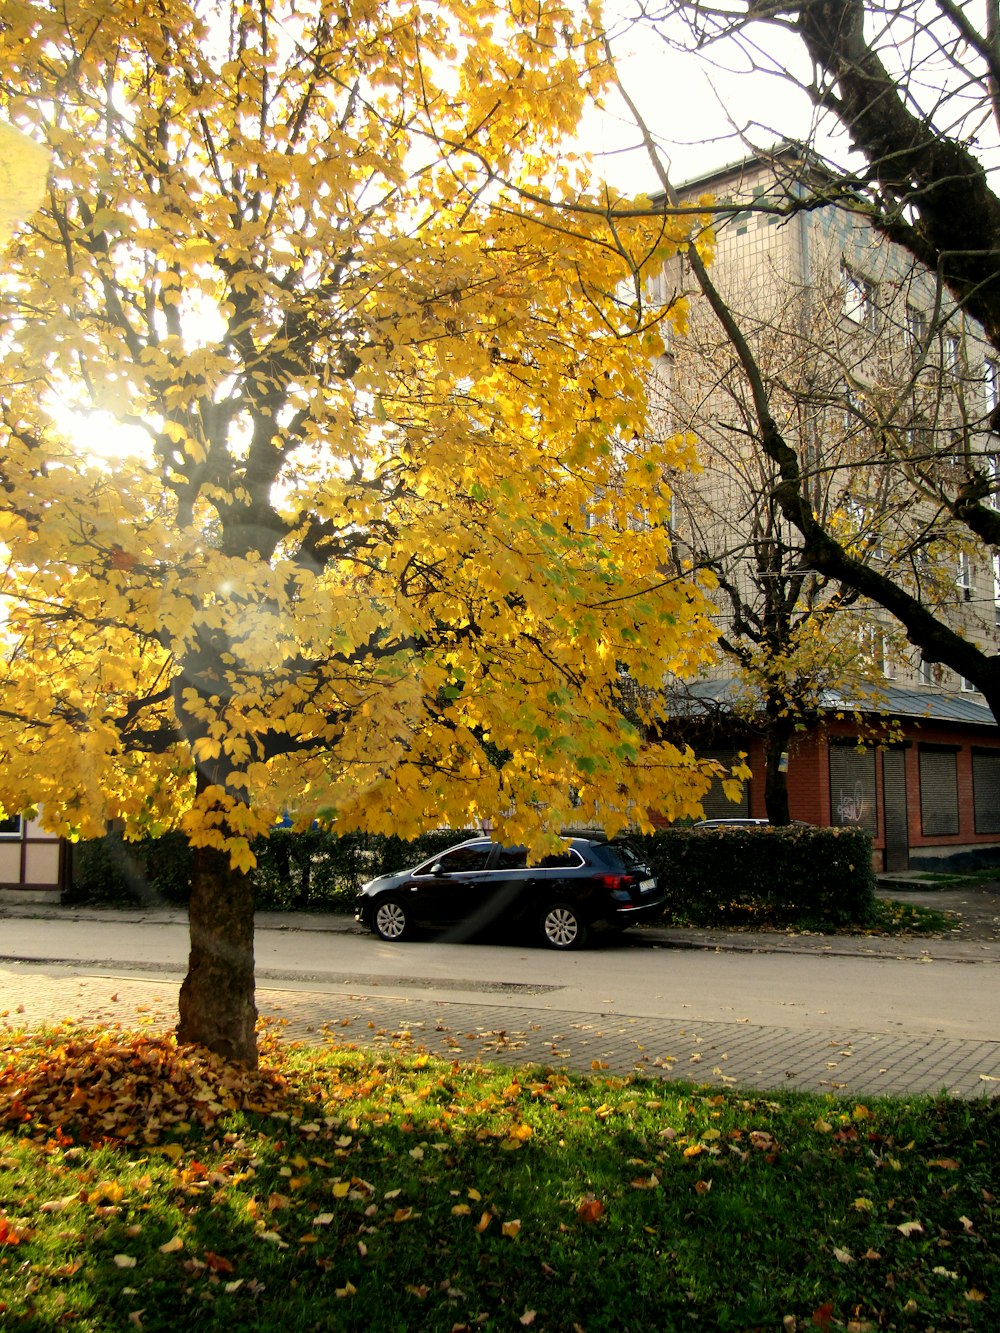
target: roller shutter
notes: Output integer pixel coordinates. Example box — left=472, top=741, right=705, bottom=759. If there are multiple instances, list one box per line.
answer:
left=828, top=742, right=877, bottom=832
left=919, top=746, right=959, bottom=836
left=699, top=750, right=749, bottom=819
left=973, top=749, right=1000, bottom=834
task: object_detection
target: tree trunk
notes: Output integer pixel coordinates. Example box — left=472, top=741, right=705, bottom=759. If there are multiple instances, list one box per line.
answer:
left=762, top=717, right=793, bottom=826
left=177, top=844, right=258, bottom=1067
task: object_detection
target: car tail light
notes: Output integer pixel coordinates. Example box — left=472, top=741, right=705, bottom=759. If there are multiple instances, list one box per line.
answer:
left=596, top=873, right=634, bottom=892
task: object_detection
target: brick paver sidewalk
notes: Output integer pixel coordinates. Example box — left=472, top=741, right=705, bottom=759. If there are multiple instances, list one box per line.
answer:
left=3, top=960, right=999, bottom=1099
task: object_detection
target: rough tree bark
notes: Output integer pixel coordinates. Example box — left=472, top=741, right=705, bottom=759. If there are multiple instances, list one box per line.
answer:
left=762, top=708, right=794, bottom=826
left=177, top=843, right=258, bottom=1068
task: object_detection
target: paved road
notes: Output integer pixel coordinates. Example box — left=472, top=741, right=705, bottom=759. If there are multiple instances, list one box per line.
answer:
left=1, top=898, right=999, bottom=1099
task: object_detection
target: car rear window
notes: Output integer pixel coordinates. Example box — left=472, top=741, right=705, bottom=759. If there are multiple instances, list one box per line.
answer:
left=589, top=840, right=646, bottom=871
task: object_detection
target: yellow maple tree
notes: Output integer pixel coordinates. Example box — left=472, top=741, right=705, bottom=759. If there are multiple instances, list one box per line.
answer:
left=0, top=0, right=722, bottom=1063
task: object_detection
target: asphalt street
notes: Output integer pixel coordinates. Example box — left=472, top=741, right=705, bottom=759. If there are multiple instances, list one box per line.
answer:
left=1, top=895, right=999, bottom=1100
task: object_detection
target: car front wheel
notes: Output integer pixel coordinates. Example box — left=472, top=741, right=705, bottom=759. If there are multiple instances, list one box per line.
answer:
left=539, top=902, right=587, bottom=950
left=372, top=896, right=411, bottom=942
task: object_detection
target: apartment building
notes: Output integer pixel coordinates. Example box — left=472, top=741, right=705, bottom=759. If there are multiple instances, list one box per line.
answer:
left=654, top=145, right=1000, bottom=869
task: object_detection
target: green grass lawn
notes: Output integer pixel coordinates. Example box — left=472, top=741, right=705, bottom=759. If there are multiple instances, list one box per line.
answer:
left=866, top=900, right=962, bottom=936
left=1, top=1024, right=997, bottom=1331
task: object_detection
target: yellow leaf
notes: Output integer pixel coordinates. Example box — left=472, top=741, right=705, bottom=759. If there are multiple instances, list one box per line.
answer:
left=502, top=1219, right=521, bottom=1238
left=191, top=737, right=222, bottom=762
left=0, top=123, right=50, bottom=247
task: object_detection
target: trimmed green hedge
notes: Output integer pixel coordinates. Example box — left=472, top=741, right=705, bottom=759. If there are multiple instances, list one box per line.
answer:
left=69, top=823, right=876, bottom=931
left=67, top=828, right=463, bottom=911
left=67, top=831, right=193, bottom=907
left=631, top=825, right=877, bottom=929
left=250, top=828, right=460, bottom=910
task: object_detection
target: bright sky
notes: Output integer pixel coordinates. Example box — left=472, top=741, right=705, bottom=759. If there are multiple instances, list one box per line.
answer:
left=587, top=7, right=822, bottom=195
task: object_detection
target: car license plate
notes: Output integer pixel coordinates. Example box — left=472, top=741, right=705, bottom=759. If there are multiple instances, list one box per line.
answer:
left=640, top=878, right=655, bottom=893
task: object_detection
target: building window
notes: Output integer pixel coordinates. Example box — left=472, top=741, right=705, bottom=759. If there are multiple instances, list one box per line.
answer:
left=0, top=815, right=21, bottom=838
left=960, top=676, right=978, bottom=693
left=985, top=357, right=1000, bottom=411
left=859, top=626, right=893, bottom=677
left=957, top=552, right=973, bottom=602
left=919, top=746, right=960, bottom=836
left=829, top=742, right=877, bottom=832
left=943, top=331, right=962, bottom=377
left=906, top=304, right=928, bottom=351
left=842, top=265, right=878, bottom=331
left=986, top=455, right=1000, bottom=510
left=973, top=749, right=1000, bottom=834
left=843, top=494, right=884, bottom=559
left=907, top=421, right=933, bottom=457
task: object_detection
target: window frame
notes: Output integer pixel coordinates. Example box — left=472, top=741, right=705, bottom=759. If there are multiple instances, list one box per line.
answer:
left=842, top=264, right=878, bottom=332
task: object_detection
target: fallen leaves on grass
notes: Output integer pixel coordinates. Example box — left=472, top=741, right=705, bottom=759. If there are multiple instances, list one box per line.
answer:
left=0, top=1216, right=30, bottom=1245
left=0, top=1029, right=289, bottom=1145
left=576, top=1197, right=604, bottom=1224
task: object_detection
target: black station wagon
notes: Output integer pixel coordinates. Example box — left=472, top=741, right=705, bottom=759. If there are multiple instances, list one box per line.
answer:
left=355, top=835, right=664, bottom=950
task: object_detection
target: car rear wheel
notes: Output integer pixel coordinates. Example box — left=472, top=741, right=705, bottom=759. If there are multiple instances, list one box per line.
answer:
left=372, top=896, right=410, bottom=942
left=540, top=902, right=587, bottom=950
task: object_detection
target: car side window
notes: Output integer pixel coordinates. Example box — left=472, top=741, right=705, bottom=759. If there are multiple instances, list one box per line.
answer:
left=493, top=847, right=528, bottom=870
left=424, top=846, right=493, bottom=875
left=536, top=849, right=584, bottom=869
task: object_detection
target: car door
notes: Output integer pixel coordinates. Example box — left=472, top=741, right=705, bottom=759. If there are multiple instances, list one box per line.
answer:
left=468, top=845, right=530, bottom=935
left=407, top=842, right=494, bottom=931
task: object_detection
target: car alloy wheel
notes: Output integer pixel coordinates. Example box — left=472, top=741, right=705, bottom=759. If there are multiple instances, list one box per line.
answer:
left=373, top=897, right=409, bottom=941
left=540, top=902, right=586, bottom=950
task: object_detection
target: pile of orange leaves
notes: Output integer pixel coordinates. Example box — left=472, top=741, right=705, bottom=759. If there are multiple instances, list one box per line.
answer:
left=0, top=1028, right=289, bottom=1146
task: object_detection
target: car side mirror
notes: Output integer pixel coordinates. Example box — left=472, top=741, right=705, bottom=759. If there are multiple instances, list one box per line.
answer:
left=429, top=862, right=443, bottom=875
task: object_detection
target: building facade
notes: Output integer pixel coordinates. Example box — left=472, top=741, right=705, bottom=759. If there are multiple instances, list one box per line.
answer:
left=656, top=146, right=1000, bottom=869
left=0, top=813, right=68, bottom=901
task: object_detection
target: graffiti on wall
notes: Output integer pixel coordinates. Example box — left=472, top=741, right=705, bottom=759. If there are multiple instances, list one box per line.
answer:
left=835, top=781, right=867, bottom=825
